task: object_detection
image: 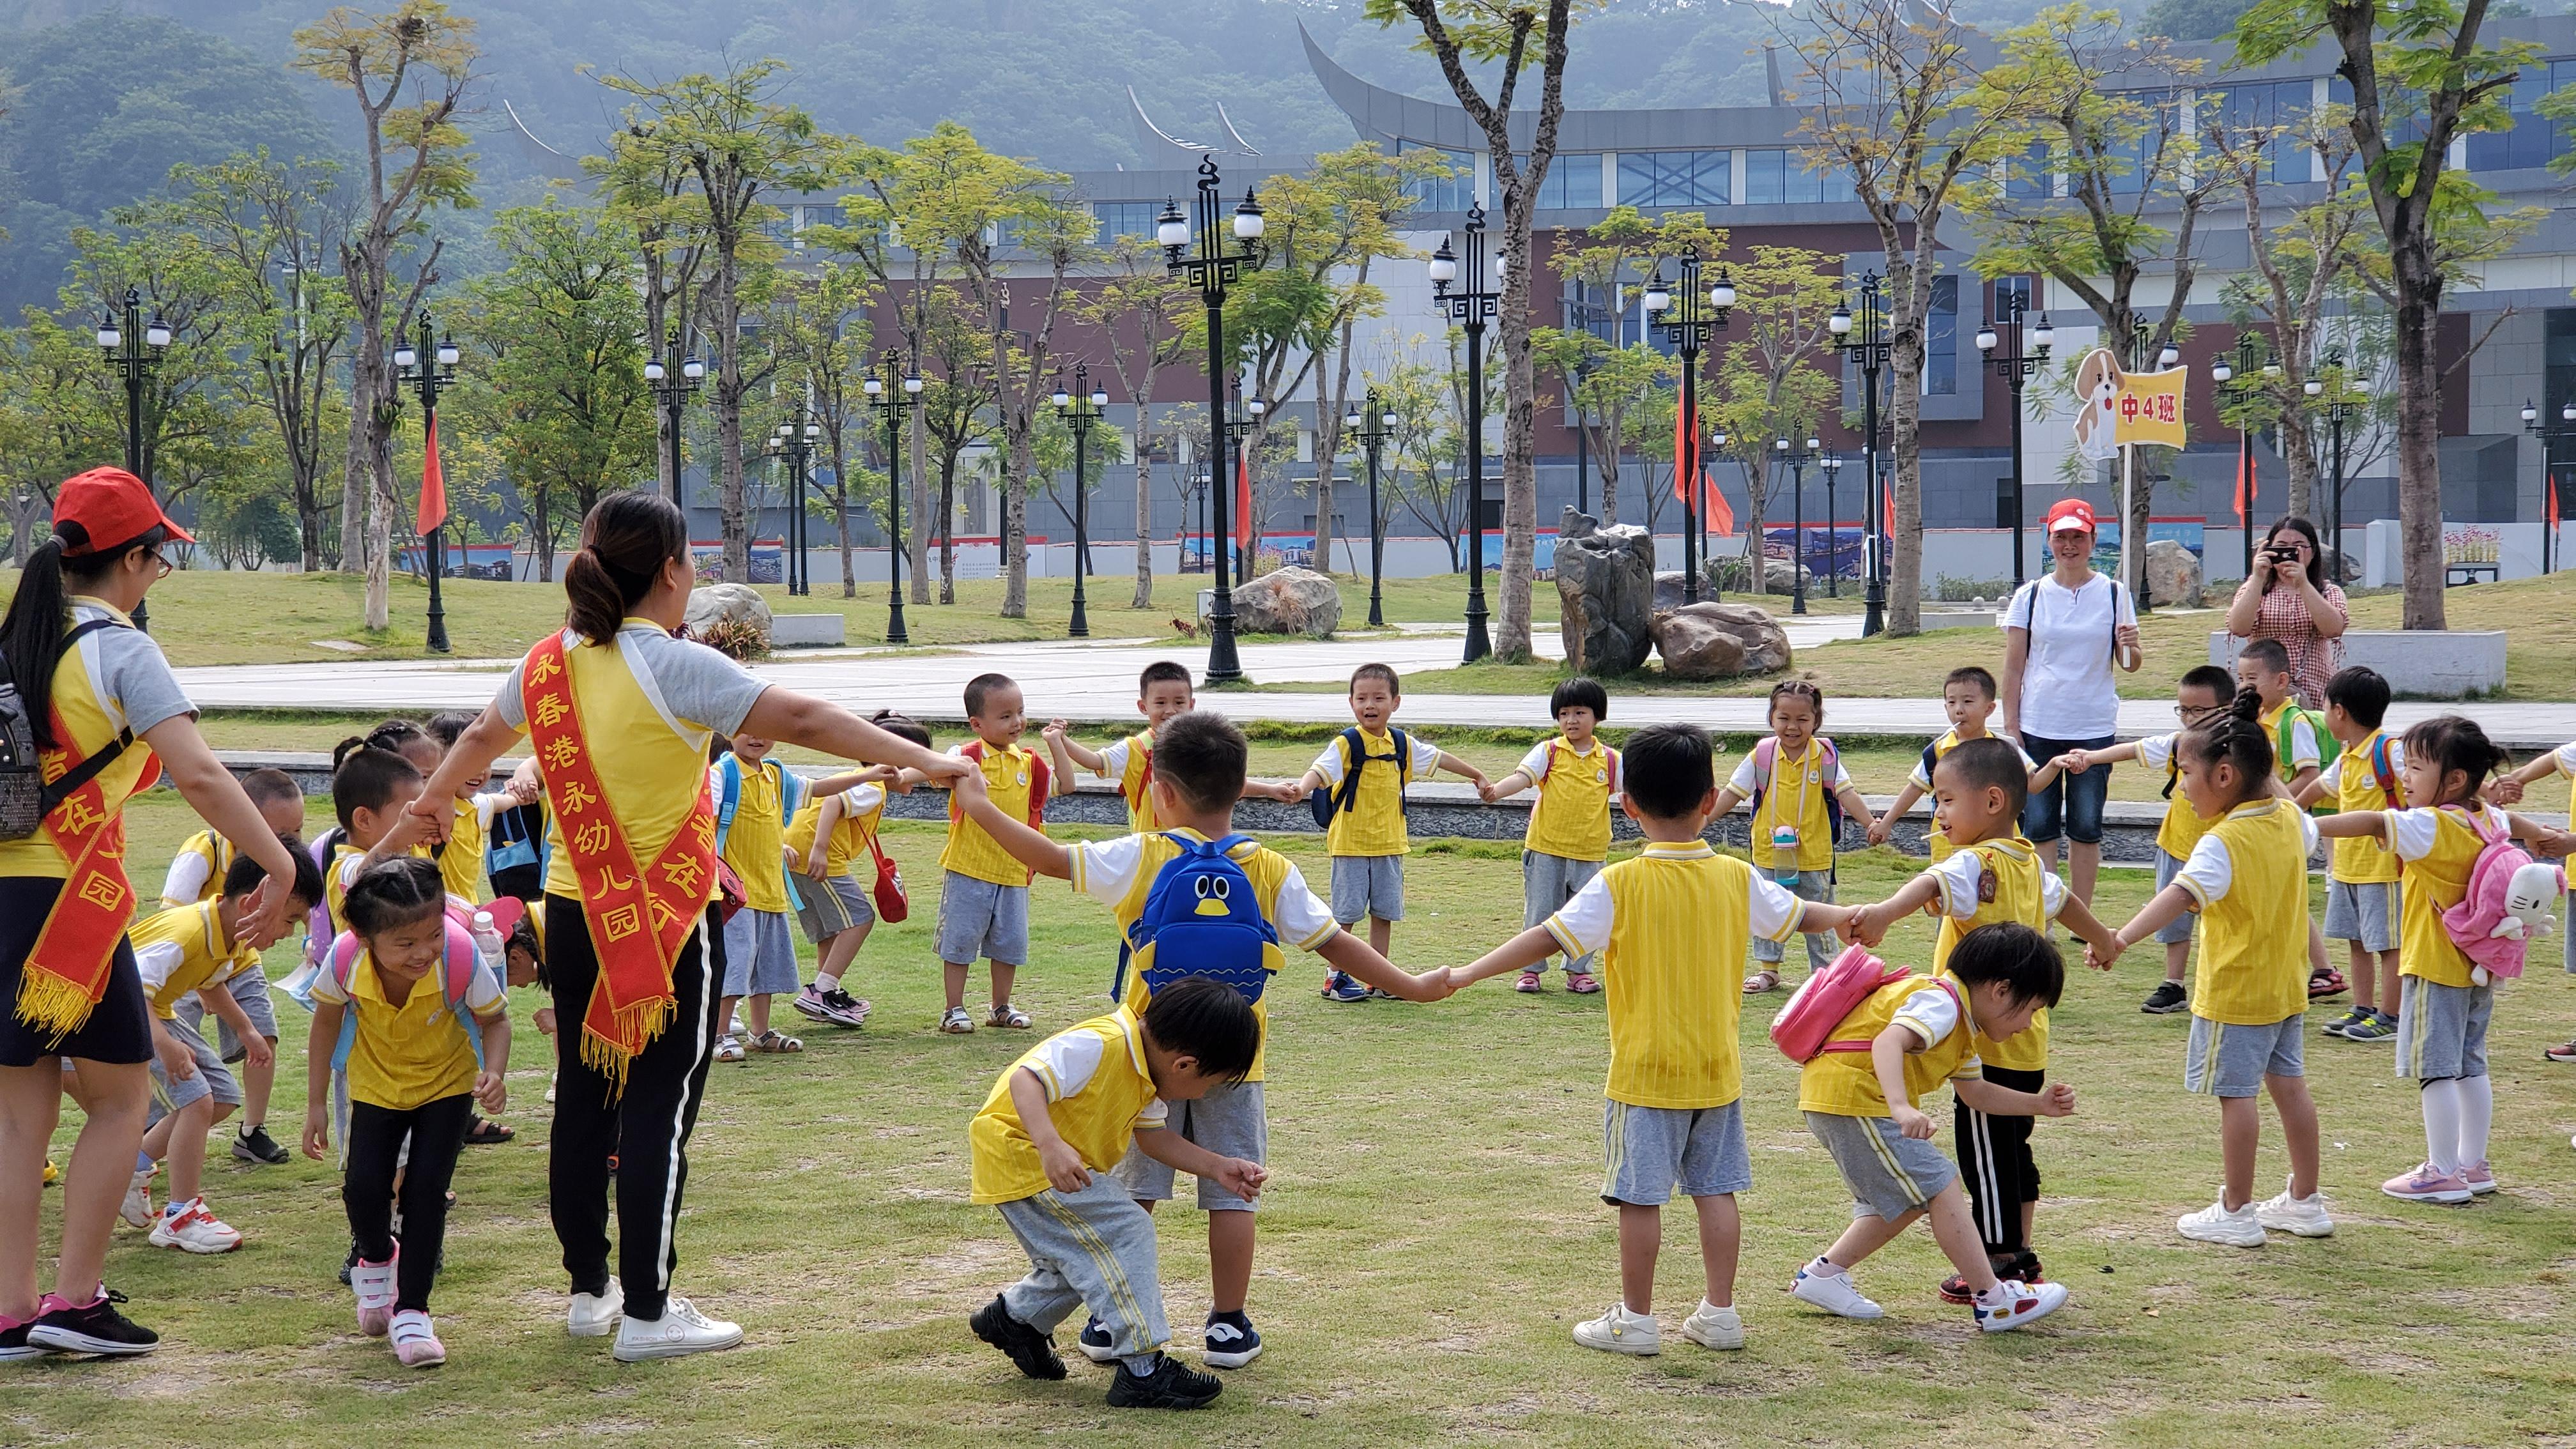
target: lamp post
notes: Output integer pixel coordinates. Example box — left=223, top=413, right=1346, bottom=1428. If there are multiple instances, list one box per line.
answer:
left=392, top=310, right=458, bottom=654
left=1708, top=427, right=1729, bottom=599
left=1053, top=365, right=1109, bottom=638
left=1830, top=274, right=1891, bottom=636
left=1975, top=296, right=2053, bottom=588
left=1430, top=206, right=1510, bottom=662
left=1642, top=254, right=1736, bottom=610
left=861, top=350, right=922, bottom=643
left=1223, top=381, right=1268, bottom=582
left=2520, top=397, right=2575, bottom=576
left=2211, top=335, right=2269, bottom=583
left=1563, top=292, right=1619, bottom=517
left=1160, top=157, right=1266, bottom=684
left=97, top=285, right=171, bottom=632
left=1344, top=389, right=1397, bottom=627
left=1191, top=466, right=1211, bottom=574
left=644, top=327, right=707, bottom=507
left=1775, top=436, right=1819, bottom=615
left=768, top=413, right=820, bottom=597
left=2310, top=350, right=2370, bottom=574
left=1818, top=450, right=1846, bottom=598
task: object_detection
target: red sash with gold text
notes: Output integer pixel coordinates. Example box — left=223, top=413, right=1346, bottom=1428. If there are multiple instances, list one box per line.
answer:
left=14, top=711, right=159, bottom=1041
left=520, top=632, right=717, bottom=1089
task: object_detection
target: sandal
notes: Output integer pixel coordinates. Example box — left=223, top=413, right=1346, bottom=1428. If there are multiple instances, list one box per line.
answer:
left=940, top=1007, right=977, bottom=1035
left=714, top=1034, right=745, bottom=1062
left=2545, top=1039, right=2576, bottom=1064
left=464, top=1118, right=515, bottom=1146
left=1743, top=969, right=1782, bottom=996
left=2307, top=969, right=2348, bottom=1000
left=1566, top=973, right=1601, bottom=995
left=986, top=1003, right=1033, bottom=1030
left=1515, top=971, right=1544, bottom=993
left=748, top=1029, right=803, bottom=1054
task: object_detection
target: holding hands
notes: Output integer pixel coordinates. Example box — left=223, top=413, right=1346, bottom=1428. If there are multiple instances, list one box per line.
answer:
left=2083, top=935, right=2126, bottom=973
left=2054, top=750, right=2096, bottom=776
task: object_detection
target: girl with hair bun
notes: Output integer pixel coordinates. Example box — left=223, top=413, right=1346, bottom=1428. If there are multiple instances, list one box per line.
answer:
left=411, top=491, right=966, bottom=1361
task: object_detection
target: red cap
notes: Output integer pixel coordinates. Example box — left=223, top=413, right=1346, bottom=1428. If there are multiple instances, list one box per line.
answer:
left=55, top=467, right=193, bottom=554
left=2044, top=498, right=2098, bottom=535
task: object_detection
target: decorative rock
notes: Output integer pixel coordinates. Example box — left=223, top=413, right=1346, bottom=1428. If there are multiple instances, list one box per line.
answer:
left=685, top=583, right=772, bottom=636
left=1230, top=565, right=1342, bottom=637
left=1552, top=509, right=1656, bottom=675
left=2144, top=539, right=2204, bottom=607
left=1650, top=601, right=1795, bottom=680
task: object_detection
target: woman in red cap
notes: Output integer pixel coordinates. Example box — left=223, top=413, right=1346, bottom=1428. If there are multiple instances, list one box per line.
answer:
left=0, top=468, right=302, bottom=1360
left=2000, top=498, right=2143, bottom=912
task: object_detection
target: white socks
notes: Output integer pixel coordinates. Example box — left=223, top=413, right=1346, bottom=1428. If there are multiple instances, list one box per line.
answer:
left=2457, top=1074, right=2494, bottom=1169
left=2419, top=1078, right=2464, bottom=1175
left=815, top=972, right=841, bottom=992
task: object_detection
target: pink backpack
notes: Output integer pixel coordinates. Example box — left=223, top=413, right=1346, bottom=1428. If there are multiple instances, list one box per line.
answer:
left=1770, top=944, right=1958, bottom=1063
left=2439, top=809, right=2566, bottom=984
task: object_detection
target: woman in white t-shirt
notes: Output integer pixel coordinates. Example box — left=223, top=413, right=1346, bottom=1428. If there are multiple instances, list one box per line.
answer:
left=2000, top=498, right=2142, bottom=909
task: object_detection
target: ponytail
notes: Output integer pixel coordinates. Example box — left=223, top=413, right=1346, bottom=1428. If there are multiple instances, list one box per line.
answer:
left=0, top=519, right=169, bottom=749
left=2180, top=689, right=2274, bottom=808
left=564, top=492, right=688, bottom=645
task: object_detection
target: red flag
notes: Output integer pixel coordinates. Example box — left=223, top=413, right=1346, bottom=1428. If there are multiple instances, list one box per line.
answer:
left=1234, top=447, right=1254, bottom=558
left=2550, top=468, right=2562, bottom=532
left=2233, top=446, right=2255, bottom=528
left=417, top=415, right=450, bottom=536
left=1882, top=471, right=1895, bottom=538
left=1703, top=456, right=1735, bottom=537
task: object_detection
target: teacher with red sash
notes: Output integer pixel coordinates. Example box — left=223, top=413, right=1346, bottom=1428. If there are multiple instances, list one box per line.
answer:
left=417, top=493, right=962, bottom=1361
left=1, top=469, right=300, bottom=1360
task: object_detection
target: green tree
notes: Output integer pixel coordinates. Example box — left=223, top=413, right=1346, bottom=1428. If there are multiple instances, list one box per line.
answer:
left=1070, top=236, right=1196, bottom=609
left=769, top=263, right=876, bottom=597
left=1378, top=353, right=1468, bottom=570
left=1532, top=328, right=1671, bottom=528
left=1704, top=246, right=1844, bottom=595
left=459, top=197, right=656, bottom=582
left=588, top=112, right=713, bottom=507
left=1540, top=206, right=1715, bottom=526
left=293, top=0, right=477, bottom=629
left=61, top=218, right=252, bottom=531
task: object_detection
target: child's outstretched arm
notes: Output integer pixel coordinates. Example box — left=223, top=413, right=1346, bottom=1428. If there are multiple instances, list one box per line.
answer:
left=1133, top=1124, right=1267, bottom=1202
left=1834, top=780, right=1876, bottom=837
left=1043, top=719, right=1109, bottom=776
left=2293, top=773, right=2332, bottom=809
left=1841, top=877, right=1940, bottom=947
left=1956, top=1075, right=2077, bottom=1119
left=1868, top=781, right=1926, bottom=846
left=1710, top=785, right=1749, bottom=816
left=953, top=767, right=1074, bottom=880
left=1483, top=766, right=1536, bottom=804
left=2025, top=756, right=2066, bottom=793
left=2311, top=810, right=2393, bottom=843
left=1450, top=925, right=1563, bottom=990
left=2059, top=740, right=2143, bottom=775
left=2096, top=883, right=2198, bottom=970
left=1434, top=751, right=1491, bottom=790
left=806, top=792, right=845, bottom=877
left=808, top=763, right=898, bottom=797
left=2056, top=895, right=2122, bottom=972
left=1317, top=930, right=1452, bottom=1000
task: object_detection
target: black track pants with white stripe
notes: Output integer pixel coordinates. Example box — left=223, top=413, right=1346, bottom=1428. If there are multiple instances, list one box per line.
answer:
left=1956, top=1064, right=2045, bottom=1259
left=545, top=895, right=726, bottom=1324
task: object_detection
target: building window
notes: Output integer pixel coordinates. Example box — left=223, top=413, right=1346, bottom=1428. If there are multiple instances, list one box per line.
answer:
left=1925, top=275, right=1958, bottom=395
left=1742, top=148, right=1849, bottom=204
left=1400, top=142, right=1475, bottom=211
left=1517, top=154, right=1602, bottom=210
left=1094, top=201, right=1162, bottom=241
left=1618, top=150, right=1729, bottom=208
left=2216, top=81, right=2314, bottom=185
left=2004, top=140, right=2055, bottom=201
left=1993, top=275, right=2035, bottom=319
left=2467, top=57, right=2576, bottom=172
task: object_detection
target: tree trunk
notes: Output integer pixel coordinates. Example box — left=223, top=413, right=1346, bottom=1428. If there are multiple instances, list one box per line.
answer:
left=1131, top=416, right=1155, bottom=608
left=1743, top=452, right=1768, bottom=595
left=1887, top=315, right=1926, bottom=636
left=908, top=408, right=930, bottom=604
left=364, top=388, right=394, bottom=631
left=1494, top=190, right=1538, bottom=663
left=1597, top=417, right=1621, bottom=526
left=714, top=264, right=748, bottom=584
left=1002, top=420, right=1031, bottom=618
left=937, top=455, right=957, bottom=603
left=340, top=326, right=374, bottom=572
left=2279, top=411, right=2319, bottom=523
left=832, top=438, right=855, bottom=598
left=2393, top=282, right=2447, bottom=628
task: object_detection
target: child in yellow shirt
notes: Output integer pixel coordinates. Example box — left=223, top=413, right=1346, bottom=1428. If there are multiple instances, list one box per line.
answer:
left=160, top=769, right=305, bottom=906
left=924, top=673, right=1059, bottom=1034
left=711, top=732, right=883, bottom=1060
left=1290, top=663, right=1491, bottom=999
left=2236, top=639, right=2338, bottom=997
left=301, top=858, right=510, bottom=1370
left=2297, top=666, right=2409, bottom=1041
left=1788, top=923, right=2074, bottom=1334
left=1844, top=738, right=2115, bottom=1298
left=966, top=978, right=1264, bottom=1411
left=1455, top=723, right=1854, bottom=1356
left=1713, top=680, right=1874, bottom=994
left=2098, top=690, right=2330, bottom=1247
left=1867, top=666, right=2054, bottom=861
left=1480, top=676, right=1622, bottom=995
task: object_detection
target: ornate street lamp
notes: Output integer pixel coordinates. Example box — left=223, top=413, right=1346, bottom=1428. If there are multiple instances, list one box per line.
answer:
left=1160, top=158, right=1266, bottom=684
left=98, top=285, right=171, bottom=632
left=2211, top=334, right=2271, bottom=582
left=1053, top=365, right=1110, bottom=638
left=767, top=413, right=822, bottom=597
left=1818, top=450, right=1846, bottom=598
left=1430, top=206, right=1514, bottom=661
left=1344, top=390, right=1398, bottom=627
left=1643, top=254, right=1735, bottom=609
left=644, top=328, right=707, bottom=506
left=393, top=310, right=459, bottom=653
left=2311, top=349, right=2370, bottom=572
left=1774, top=436, right=1820, bottom=615
left=1976, top=295, right=2053, bottom=588
left=1830, top=274, right=1892, bottom=636
left=2521, top=396, right=2575, bottom=576
left=861, top=351, right=924, bottom=644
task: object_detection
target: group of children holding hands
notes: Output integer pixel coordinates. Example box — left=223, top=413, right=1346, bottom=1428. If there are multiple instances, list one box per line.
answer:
left=97, top=634, right=2570, bottom=1405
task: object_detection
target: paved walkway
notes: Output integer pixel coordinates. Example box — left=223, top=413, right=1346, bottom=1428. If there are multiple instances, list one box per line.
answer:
left=171, top=615, right=2576, bottom=747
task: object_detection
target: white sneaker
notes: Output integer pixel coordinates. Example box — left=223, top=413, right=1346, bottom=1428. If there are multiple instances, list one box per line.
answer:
left=2254, top=1183, right=2335, bottom=1238
left=1790, top=1261, right=1884, bottom=1320
left=1570, top=1303, right=1660, bottom=1355
left=1680, top=1300, right=1744, bottom=1350
left=119, top=1168, right=155, bottom=1229
left=2177, top=1197, right=2268, bottom=1248
left=568, top=1278, right=625, bottom=1338
left=147, top=1198, right=243, bottom=1254
left=1974, top=1278, right=2069, bottom=1333
left=544, top=1071, right=557, bottom=1106
left=611, top=1296, right=743, bottom=1362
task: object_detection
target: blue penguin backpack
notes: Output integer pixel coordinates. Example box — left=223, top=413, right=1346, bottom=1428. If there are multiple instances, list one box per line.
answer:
left=1112, top=832, right=1282, bottom=1006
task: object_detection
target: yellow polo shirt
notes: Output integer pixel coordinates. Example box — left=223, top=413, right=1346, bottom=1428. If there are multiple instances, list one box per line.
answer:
left=969, top=1008, right=1167, bottom=1204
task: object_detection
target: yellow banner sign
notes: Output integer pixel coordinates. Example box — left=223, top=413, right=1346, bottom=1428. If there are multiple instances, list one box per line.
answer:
left=2112, top=365, right=2189, bottom=450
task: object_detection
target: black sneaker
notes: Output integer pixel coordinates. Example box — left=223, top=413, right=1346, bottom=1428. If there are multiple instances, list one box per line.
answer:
left=231, top=1124, right=290, bottom=1166
left=2140, top=981, right=2188, bottom=1015
left=340, top=1239, right=358, bottom=1286
left=1107, top=1353, right=1223, bottom=1409
left=970, top=1296, right=1066, bottom=1380
left=1, top=1317, right=52, bottom=1361
left=1076, top=1314, right=1119, bottom=1363
left=1202, top=1312, right=1262, bottom=1368
left=27, top=1289, right=157, bottom=1356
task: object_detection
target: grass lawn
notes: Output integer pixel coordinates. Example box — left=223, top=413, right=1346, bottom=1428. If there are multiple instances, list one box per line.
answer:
left=15, top=795, right=2576, bottom=1446
left=0, top=569, right=1561, bottom=669
left=1273, top=572, right=2576, bottom=703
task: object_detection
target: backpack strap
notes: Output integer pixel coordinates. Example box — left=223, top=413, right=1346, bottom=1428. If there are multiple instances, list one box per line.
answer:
left=1026, top=753, right=1050, bottom=830
left=1391, top=727, right=1411, bottom=816
left=714, top=756, right=743, bottom=851
left=1749, top=736, right=1779, bottom=815
left=327, top=931, right=363, bottom=1075
left=1919, top=740, right=1942, bottom=788
left=441, top=919, right=488, bottom=1074
left=1818, top=737, right=1844, bottom=846
left=2370, top=735, right=2405, bottom=808
left=33, top=618, right=137, bottom=813
left=773, top=758, right=805, bottom=820
left=1330, top=727, right=1368, bottom=817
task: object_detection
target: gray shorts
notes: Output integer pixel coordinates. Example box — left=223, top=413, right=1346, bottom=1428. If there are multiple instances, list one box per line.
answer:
left=793, top=872, right=875, bottom=944
left=1805, top=1110, right=1956, bottom=1222
left=721, top=907, right=802, bottom=997
left=1523, top=850, right=1605, bottom=974
left=2395, top=976, right=2494, bottom=1081
left=2323, top=880, right=2401, bottom=953
left=937, top=872, right=1029, bottom=967
left=994, top=1174, right=1169, bottom=1360
left=173, top=966, right=279, bottom=1062
left=146, top=1013, right=238, bottom=1123
left=2185, top=1013, right=2305, bottom=1098
left=1330, top=854, right=1404, bottom=925
left=1114, top=1080, right=1266, bottom=1212
left=1754, top=874, right=1836, bottom=970
left=1601, top=1099, right=1752, bottom=1206
left=2152, top=850, right=2196, bottom=945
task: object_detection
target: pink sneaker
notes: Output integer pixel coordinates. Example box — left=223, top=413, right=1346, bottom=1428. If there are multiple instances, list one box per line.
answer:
left=2461, top=1160, right=2499, bottom=1195
left=390, top=1309, right=445, bottom=1367
left=2380, top=1164, right=2473, bottom=1204
left=351, top=1250, right=397, bottom=1337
